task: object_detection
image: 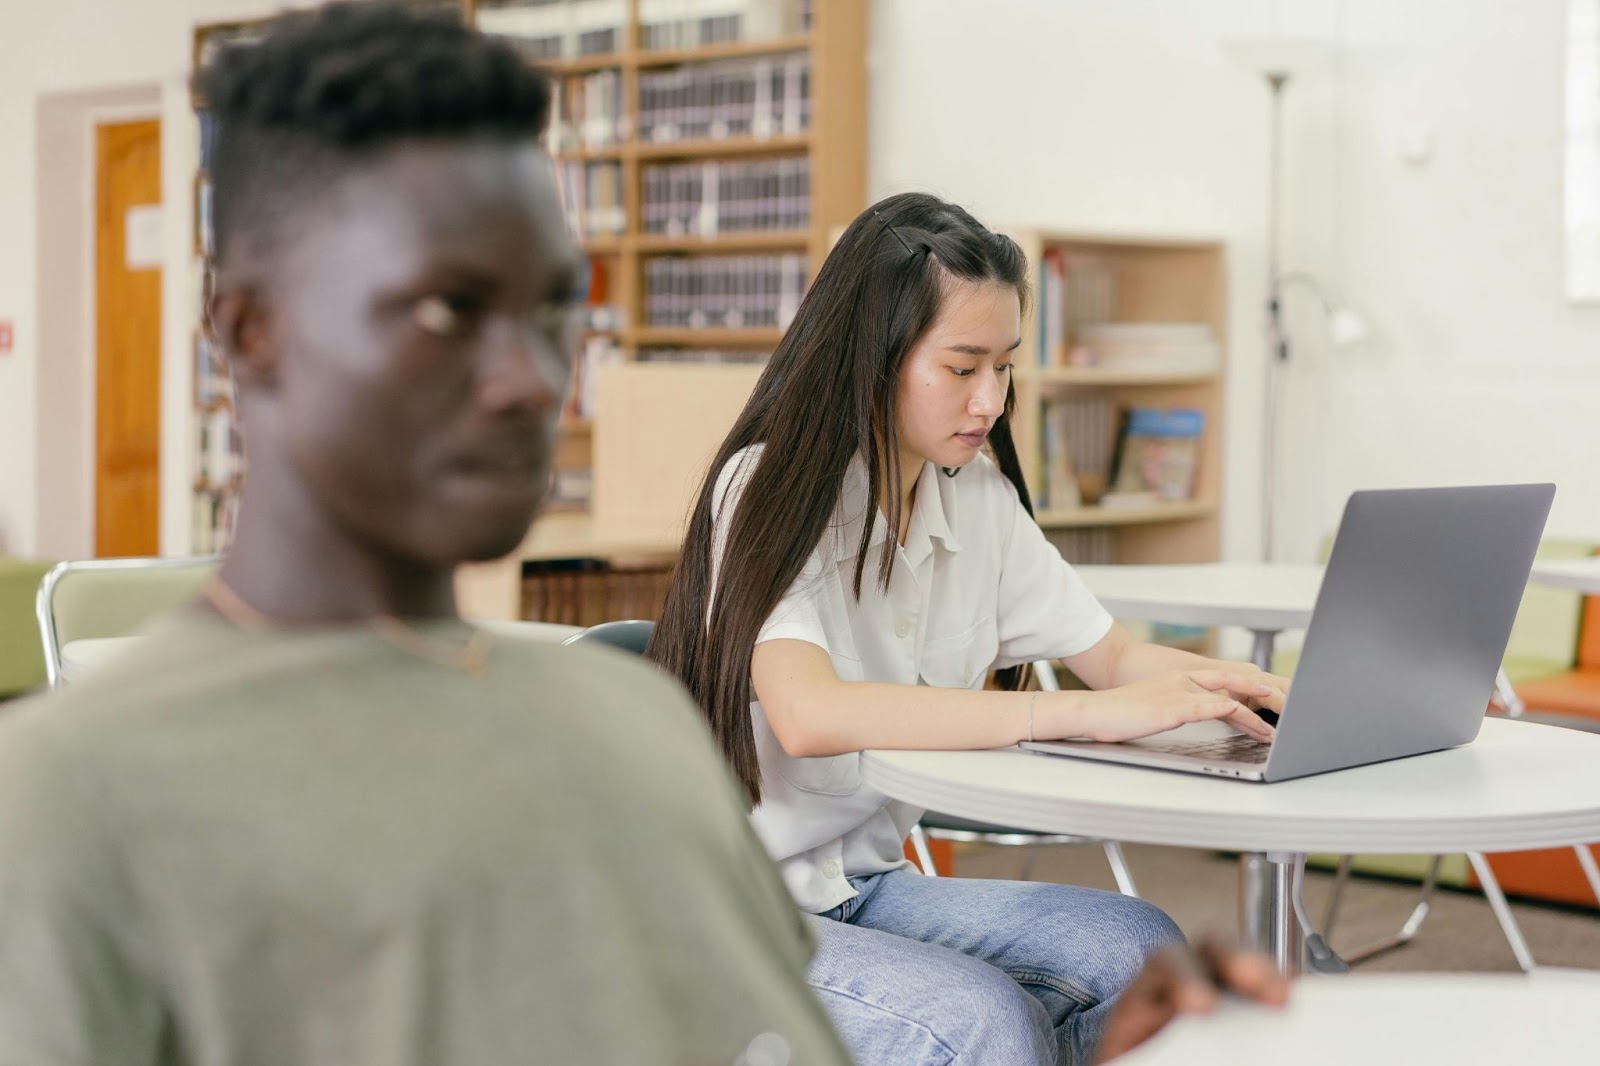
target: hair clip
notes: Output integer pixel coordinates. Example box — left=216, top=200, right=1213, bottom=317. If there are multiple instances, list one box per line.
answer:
left=871, top=209, right=915, bottom=255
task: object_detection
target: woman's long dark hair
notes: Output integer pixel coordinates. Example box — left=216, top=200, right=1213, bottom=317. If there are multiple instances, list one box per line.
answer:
left=646, top=192, right=1035, bottom=805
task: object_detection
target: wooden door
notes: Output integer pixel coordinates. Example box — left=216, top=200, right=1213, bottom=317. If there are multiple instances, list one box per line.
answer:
left=94, top=119, right=162, bottom=557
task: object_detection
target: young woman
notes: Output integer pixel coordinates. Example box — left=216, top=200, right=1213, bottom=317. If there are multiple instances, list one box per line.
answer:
left=649, top=192, right=1289, bottom=1065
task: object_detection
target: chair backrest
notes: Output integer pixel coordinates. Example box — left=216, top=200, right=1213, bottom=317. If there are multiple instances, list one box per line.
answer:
left=562, top=619, right=655, bottom=657
left=36, top=556, right=218, bottom=688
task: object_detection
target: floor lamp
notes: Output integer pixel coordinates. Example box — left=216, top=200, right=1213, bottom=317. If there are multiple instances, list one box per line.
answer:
left=1250, top=59, right=1367, bottom=563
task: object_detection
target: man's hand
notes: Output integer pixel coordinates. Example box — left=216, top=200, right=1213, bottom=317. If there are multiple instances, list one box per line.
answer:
left=1092, top=937, right=1291, bottom=1064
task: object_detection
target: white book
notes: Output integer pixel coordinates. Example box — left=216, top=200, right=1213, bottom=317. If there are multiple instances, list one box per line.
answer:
left=752, top=60, right=773, bottom=139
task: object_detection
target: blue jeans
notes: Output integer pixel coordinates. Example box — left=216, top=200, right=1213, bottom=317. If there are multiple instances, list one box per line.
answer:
left=804, top=869, right=1183, bottom=1066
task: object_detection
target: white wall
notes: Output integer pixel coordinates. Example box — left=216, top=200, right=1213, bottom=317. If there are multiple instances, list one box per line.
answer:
left=4, top=0, right=1599, bottom=562
left=0, top=0, right=276, bottom=558
left=870, top=0, right=1600, bottom=563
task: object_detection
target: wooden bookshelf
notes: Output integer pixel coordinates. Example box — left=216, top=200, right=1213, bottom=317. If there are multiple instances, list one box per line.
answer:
left=1002, top=229, right=1228, bottom=566
left=486, top=0, right=866, bottom=617
left=188, top=2, right=866, bottom=616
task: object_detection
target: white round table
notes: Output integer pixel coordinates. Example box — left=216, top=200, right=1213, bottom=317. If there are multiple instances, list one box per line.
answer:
left=1115, top=972, right=1600, bottom=1065
left=863, top=719, right=1600, bottom=972
left=1073, top=563, right=1325, bottom=671
left=1528, top=557, right=1600, bottom=593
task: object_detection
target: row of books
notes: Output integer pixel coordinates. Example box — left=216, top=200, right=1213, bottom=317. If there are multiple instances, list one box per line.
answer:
left=1035, top=250, right=1116, bottom=367
left=194, top=334, right=232, bottom=410
left=639, top=0, right=811, bottom=50
left=637, top=54, right=811, bottom=143
left=1037, top=394, right=1115, bottom=510
left=194, top=407, right=245, bottom=502
left=557, top=161, right=626, bottom=238
left=551, top=70, right=627, bottom=150
left=1037, top=395, right=1205, bottom=510
left=192, top=488, right=242, bottom=556
left=643, top=253, right=806, bottom=329
left=642, top=157, right=809, bottom=235
left=639, top=11, right=742, bottom=50
left=1042, top=527, right=1116, bottom=565
left=476, top=1, right=618, bottom=61
left=477, top=0, right=811, bottom=60
left=564, top=336, right=625, bottom=422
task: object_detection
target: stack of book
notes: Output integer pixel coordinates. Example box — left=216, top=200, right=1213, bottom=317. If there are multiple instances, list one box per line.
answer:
left=1073, top=323, right=1220, bottom=375
left=642, top=158, right=809, bottom=235
left=637, top=54, right=810, bottom=143
left=1104, top=407, right=1205, bottom=505
left=643, top=254, right=806, bottom=329
left=1036, top=394, right=1116, bottom=510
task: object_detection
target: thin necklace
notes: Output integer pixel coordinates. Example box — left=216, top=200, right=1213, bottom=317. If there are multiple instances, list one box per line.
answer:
left=200, top=577, right=492, bottom=680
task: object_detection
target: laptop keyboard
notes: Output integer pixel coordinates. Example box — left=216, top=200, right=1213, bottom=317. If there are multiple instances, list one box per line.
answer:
left=1141, top=734, right=1273, bottom=765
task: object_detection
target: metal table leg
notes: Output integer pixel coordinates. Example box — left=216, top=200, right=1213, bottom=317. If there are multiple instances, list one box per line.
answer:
left=1249, top=628, right=1281, bottom=673
left=1238, top=632, right=1302, bottom=972
left=1240, top=851, right=1302, bottom=974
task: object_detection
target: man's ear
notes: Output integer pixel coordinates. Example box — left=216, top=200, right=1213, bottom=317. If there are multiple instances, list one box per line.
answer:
left=209, top=283, right=278, bottom=391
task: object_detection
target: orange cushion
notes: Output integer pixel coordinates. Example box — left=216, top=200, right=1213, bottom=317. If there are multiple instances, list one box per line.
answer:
left=1475, top=844, right=1600, bottom=908
left=1514, top=669, right=1600, bottom=720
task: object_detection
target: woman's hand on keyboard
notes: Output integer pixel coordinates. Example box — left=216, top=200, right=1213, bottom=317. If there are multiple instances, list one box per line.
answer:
left=1053, top=671, right=1280, bottom=744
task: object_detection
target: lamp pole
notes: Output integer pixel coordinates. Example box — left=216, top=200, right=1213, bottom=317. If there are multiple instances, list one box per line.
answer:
left=1262, top=70, right=1291, bottom=564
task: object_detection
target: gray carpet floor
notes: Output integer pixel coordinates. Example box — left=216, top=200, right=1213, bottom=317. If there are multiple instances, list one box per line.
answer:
left=951, top=842, right=1600, bottom=972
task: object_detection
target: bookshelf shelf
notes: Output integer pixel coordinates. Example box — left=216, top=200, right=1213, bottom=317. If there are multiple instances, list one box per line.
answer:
left=633, top=229, right=810, bottom=253
left=1015, top=367, right=1221, bottom=388
left=635, top=33, right=812, bottom=68
left=1003, top=228, right=1228, bottom=568
left=580, top=236, right=624, bottom=254
left=540, top=51, right=628, bottom=75
left=630, top=327, right=786, bottom=348
left=632, top=133, right=811, bottom=160
left=1035, top=500, right=1217, bottom=530
left=558, top=135, right=811, bottom=163
left=554, top=144, right=627, bottom=162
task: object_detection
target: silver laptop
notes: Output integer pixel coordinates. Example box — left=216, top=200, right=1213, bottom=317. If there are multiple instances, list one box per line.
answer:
left=1022, top=483, right=1555, bottom=782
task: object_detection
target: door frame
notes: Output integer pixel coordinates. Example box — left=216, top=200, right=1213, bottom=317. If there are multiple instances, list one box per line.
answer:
left=33, top=88, right=160, bottom=560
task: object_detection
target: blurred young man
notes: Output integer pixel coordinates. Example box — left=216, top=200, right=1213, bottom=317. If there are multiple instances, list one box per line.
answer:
left=0, top=6, right=850, bottom=1063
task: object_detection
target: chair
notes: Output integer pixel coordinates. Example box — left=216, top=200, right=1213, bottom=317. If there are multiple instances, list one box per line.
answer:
left=909, top=660, right=1140, bottom=896
left=1, top=556, right=55, bottom=697
left=564, top=624, right=1136, bottom=890
left=561, top=619, right=655, bottom=656
left=35, top=556, right=219, bottom=689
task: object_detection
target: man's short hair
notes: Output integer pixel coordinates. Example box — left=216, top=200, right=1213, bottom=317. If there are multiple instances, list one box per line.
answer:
left=194, top=2, right=553, bottom=266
